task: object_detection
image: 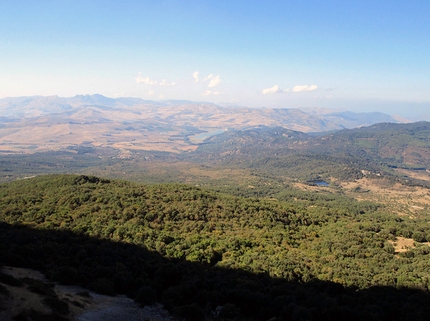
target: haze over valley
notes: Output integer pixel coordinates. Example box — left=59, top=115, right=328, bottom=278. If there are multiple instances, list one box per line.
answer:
left=0, top=94, right=404, bottom=154
left=1, top=1, right=430, bottom=320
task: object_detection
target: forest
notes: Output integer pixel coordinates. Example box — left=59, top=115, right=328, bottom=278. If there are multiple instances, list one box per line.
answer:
left=1, top=174, right=430, bottom=320
left=3, top=122, right=430, bottom=191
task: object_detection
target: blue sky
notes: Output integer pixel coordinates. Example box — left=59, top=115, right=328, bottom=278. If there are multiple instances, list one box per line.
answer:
left=1, top=0, right=429, bottom=118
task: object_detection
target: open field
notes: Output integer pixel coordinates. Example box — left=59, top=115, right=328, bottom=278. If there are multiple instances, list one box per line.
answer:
left=341, top=178, right=430, bottom=217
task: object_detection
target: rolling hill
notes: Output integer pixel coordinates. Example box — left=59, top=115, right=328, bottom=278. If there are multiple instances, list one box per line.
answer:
left=194, top=122, right=430, bottom=182
left=1, top=174, right=430, bottom=320
left=0, top=95, right=403, bottom=153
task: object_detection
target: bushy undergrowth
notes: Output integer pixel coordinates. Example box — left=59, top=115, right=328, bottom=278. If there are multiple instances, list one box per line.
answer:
left=1, top=174, right=430, bottom=320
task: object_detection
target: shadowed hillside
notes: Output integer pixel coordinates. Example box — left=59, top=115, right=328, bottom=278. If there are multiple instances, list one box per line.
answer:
left=1, top=175, right=430, bottom=320
left=2, top=222, right=430, bottom=321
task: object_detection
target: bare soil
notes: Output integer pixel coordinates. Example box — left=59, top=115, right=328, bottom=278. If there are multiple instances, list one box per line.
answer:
left=0, top=267, right=175, bottom=321
left=388, top=237, right=416, bottom=253
left=341, top=178, right=430, bottom=218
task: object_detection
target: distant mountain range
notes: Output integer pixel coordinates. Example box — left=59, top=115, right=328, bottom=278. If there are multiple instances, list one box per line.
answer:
left=197, top=122, right=430, bottom=168
left=0, top=94, right=406, bottom=153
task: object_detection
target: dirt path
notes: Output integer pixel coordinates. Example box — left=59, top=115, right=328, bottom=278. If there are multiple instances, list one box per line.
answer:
left=75, top=293, right=173, bottom=321
left=1, top=267, right=175, bottom=321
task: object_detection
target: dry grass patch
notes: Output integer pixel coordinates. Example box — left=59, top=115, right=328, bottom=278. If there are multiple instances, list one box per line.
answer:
left=341, top=178, right=430, bottom=217
left=388, top=237, right=416, bottom=253
left=394, top=168, right=430, bottom=182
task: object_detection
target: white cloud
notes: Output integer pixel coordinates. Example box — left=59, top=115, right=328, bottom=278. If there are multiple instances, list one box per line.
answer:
left=135, top=72, right=158, bottom=85
left=292, top=85, right=318, bottom=92
left=160, top=79, right=176, bottom=86
left=148, top=90, right=154, bottom=96
left=135, top=72, right=175, bottom=86
left=262, top=85, right=283, bottom=94
left=195, top=73, right=222, bottom=87
left=208, top=75, right=221, bottom=88
left=202, top=90, right=223, bottom=96
left=193, top=71, right=199, bottom=83
left=203, top=74, right=213, bottom=82
left=263, top=84, right=318, bottom=94
left=159, top=94, right=165, bottom=99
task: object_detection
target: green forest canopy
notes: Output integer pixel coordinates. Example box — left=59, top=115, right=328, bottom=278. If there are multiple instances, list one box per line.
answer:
left=1, top=174, right=430, bottom=320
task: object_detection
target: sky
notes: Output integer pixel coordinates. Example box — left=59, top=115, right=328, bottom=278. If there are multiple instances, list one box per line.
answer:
left=1, top=0, right=429, bottom=118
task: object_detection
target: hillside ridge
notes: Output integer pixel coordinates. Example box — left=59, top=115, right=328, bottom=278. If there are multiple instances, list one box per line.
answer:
left=1, top=174, right=430, bottom=320
left=0, top=95, right=403, bottom=153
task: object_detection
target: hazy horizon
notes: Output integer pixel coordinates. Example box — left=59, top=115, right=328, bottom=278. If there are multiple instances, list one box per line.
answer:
left=1, top=1, right=429, bottom=119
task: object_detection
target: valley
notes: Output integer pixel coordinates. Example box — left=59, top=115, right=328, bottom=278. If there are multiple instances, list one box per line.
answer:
left=3, top=0, right=430, bottom=319
left=0, top=95, right=403, bottom=154
left=1, top=96, right=430, bottom=320
left=1, top=174, right=430, bottom=320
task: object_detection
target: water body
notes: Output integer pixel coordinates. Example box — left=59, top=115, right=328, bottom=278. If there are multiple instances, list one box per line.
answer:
left=310, top=180, right=330, bottom=187
left=188, top=129, right=225, bottom=144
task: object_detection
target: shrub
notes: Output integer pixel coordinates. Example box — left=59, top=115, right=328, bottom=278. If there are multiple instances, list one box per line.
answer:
left=0, top=271, right=23, bottom=287
left=43, top=297, right=70, bottom=315
left=0, top=283, right=10, bottom=296
left=88, top=278, right=115, bottom=296
left=172, top=303, right=205, bottom=321
left=135, top=286, right=157, bottom=306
